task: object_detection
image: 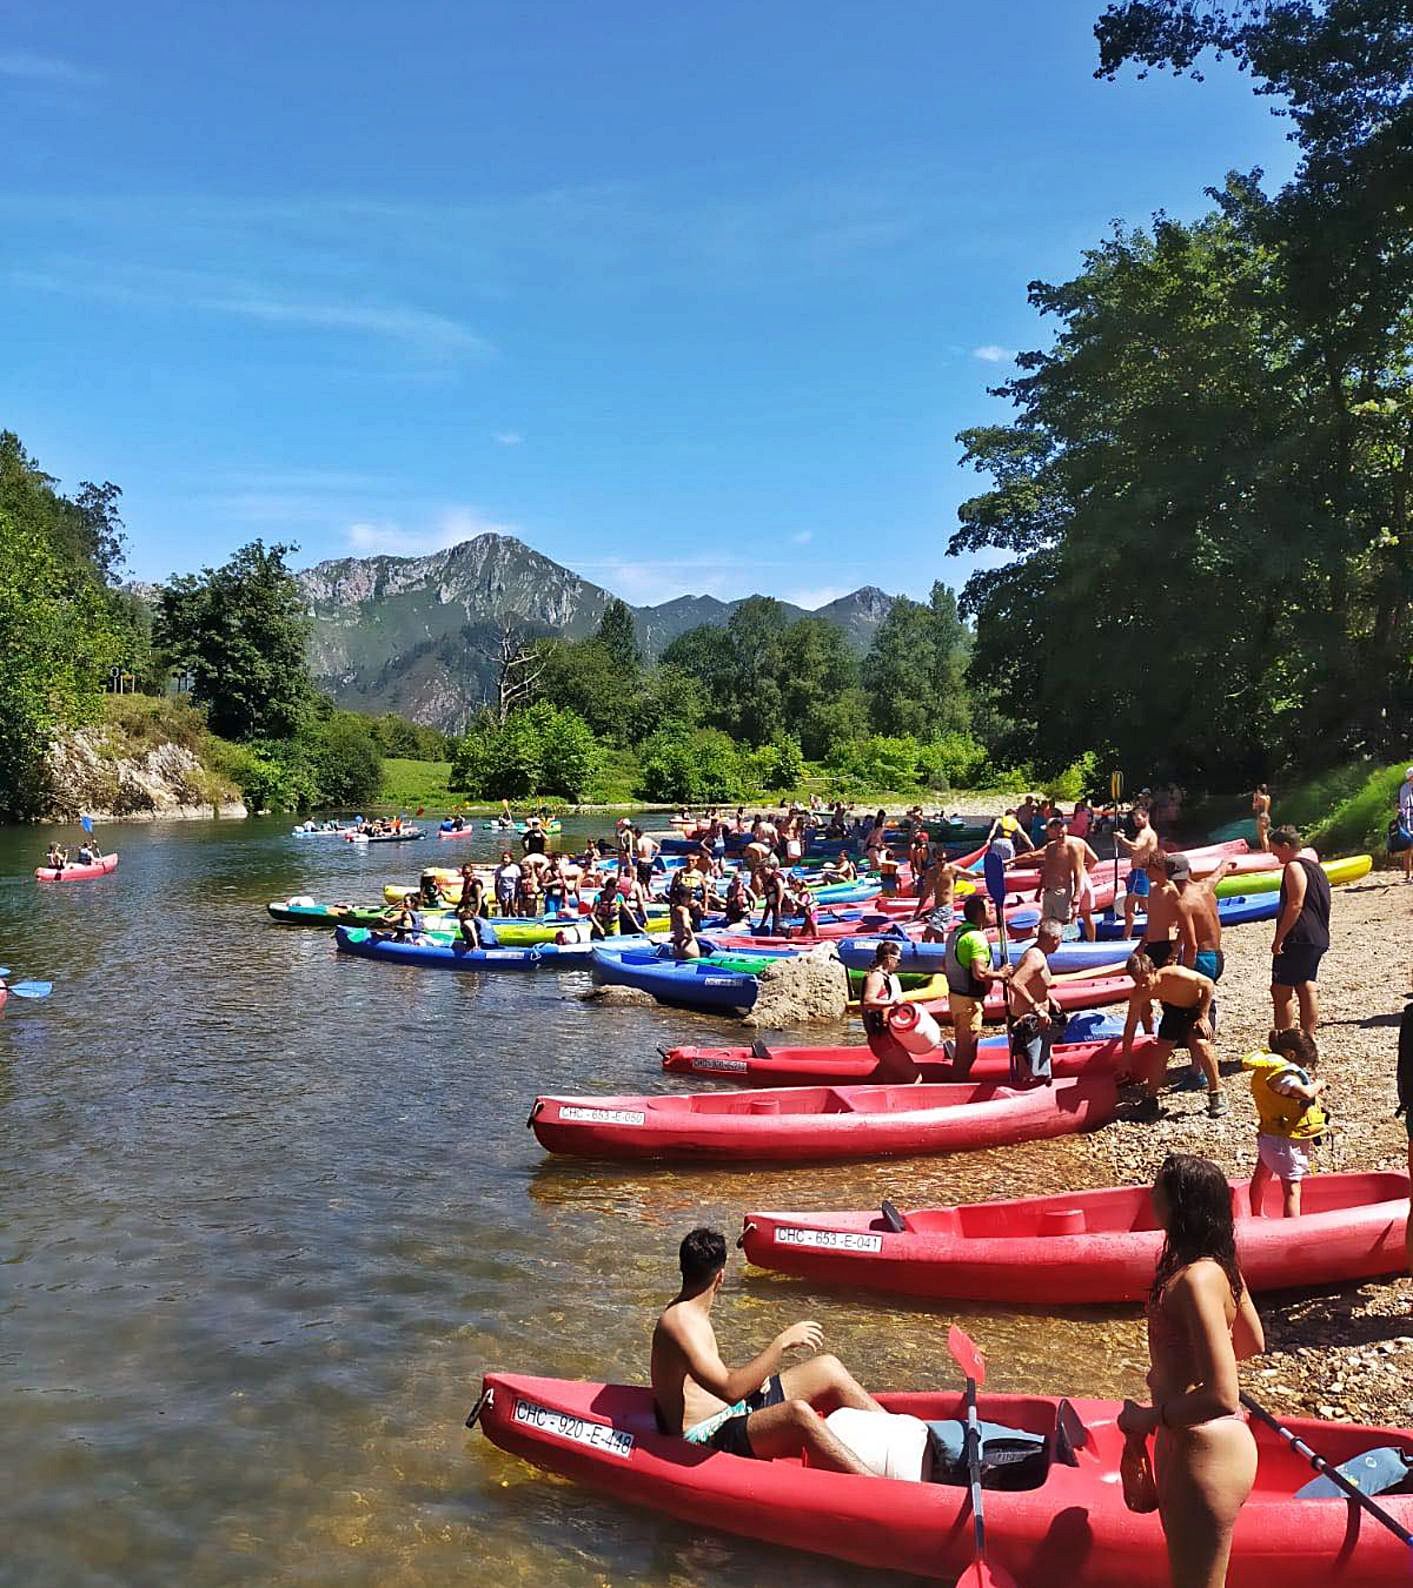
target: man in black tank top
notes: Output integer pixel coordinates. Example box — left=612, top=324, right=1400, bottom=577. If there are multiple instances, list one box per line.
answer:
left=1269, top=826, right=1331, bottom=1037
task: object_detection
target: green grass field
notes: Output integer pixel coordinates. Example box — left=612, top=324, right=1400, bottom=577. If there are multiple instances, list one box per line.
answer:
left=375, top=757, right=454, bottom=811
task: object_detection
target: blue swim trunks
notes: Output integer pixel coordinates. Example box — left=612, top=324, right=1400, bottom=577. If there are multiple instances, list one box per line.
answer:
left=1129, top=868, right=1151, bottom=899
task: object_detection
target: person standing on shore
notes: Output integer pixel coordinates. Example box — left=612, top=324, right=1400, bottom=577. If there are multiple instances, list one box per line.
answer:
left=1269, top=826, right=1331, bottom=1037
left=1116, top=805, right=1160, bottom=937
left=859, top=940, right=920, bottom=1083
left=1118, top=1155, right=1264, bottom=1588
left=1007, top=918, right=1064, bottom=1083
left=944, top=895, right=1011, bottom=1076
left=1251, top=785, right=1272, bottom=852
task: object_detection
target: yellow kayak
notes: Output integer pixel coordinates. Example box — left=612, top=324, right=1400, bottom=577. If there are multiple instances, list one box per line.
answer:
left=1213, top=853, right=1371, bottom=899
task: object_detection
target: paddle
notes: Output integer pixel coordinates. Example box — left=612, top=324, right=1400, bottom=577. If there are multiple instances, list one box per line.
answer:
left=6, top=981, right=52, bottom=998
left=947, top=1325, right=1019, bottom=1588
left=1239, top=1392, right=1413, bottom=1549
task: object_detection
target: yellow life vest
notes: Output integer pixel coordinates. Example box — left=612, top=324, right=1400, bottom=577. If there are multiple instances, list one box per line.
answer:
left=1242, top=1052, right=1327, bottom=1141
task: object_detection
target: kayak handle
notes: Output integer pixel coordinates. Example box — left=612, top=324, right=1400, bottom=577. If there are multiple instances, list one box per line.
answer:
left=465, top=1386, right=494, bottom=1430
left=736, top=1221, right=756, bottom=1249
left=525, top=1099, right=545, bottom=1129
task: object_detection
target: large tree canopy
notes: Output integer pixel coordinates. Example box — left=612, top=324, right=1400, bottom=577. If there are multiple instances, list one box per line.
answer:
left=952, top=1, right=1413, bottom=782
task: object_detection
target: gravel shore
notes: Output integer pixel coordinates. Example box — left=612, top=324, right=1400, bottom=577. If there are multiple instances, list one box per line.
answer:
left=1074, top=871, right=1412, bottom=1427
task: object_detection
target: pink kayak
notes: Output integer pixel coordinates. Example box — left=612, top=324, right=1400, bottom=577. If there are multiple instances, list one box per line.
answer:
left=740, top=1170, right=1412, bottom=1303
left=529, top=1074, right=1117, bottom=1163
left=34, top=852, right=118, bottom=882
left=661, top=1033, right=1153, bottom=1087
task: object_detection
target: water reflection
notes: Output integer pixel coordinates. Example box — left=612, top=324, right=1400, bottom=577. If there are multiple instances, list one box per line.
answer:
left=3, top=816, right=1149, bottom=1586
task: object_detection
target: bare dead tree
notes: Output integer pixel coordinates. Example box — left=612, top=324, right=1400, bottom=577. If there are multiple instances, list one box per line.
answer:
left=478, top=618, right=546, bottom=725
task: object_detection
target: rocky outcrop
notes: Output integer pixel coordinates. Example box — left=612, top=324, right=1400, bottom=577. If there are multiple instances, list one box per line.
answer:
left=578, top=983, right=657, bottom=1007
left=743, top=944, right=850, bottom=1028
left=44, top=729, right=246, bottom=822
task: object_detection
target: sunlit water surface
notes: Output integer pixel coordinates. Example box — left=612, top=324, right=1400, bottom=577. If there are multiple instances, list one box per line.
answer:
left=2, top=817, right=1150, bottom=1586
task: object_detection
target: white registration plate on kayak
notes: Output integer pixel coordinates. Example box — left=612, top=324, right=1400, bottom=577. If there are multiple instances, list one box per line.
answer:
left=691, top=1057, right=748, bottom=1073
left=775, top=1227, right=883, bottom=1253
left=704, top=977, right=742, bottom=987
left=559, top=1106, right=646, bottom=1126
left=512, top=1398, right=635, bottom=1458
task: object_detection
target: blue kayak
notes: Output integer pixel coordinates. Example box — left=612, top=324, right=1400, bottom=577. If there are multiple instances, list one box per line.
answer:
left=1092, top=892, right=1279, bottom=939
left=334, top=925, right=588, bottom=970
left=590, top=943, right=777, bottom=1011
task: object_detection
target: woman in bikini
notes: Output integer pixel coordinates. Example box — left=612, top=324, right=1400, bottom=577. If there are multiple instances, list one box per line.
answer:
left=1118, top=1153, right=1265, bottom=1588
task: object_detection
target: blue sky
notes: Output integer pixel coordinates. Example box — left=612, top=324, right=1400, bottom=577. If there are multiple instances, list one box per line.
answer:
left=2, top=1, right=1296, bottom=607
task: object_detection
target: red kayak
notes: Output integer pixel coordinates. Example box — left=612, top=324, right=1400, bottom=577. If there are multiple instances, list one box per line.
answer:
left=34, top=852, right=119, bottom=882
left=472, top=1372, right=1413, bottom=1587
left=529, top=1075, right=1116, bottom=1163
left=740, top=1170, right=1412, bottom=1304
left=661, top=1033, right=1153, bottom=1087
left=935, top=973, right=1132, bottom=1023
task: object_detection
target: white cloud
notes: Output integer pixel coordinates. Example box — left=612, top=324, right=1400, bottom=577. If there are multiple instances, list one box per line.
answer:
left=0, top=50, right=102, bottom=85
left=344, top=505, right=519, bottom=557
left=972, top=344, right=1016, bottom=364
left=493, top=430, right=523, bottom=447
left=791, top=529, right=813, bottom=545
left=11, top=261, right=489, bottom=360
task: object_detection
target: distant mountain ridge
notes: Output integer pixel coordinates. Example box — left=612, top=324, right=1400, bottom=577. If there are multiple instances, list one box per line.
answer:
left=298, top=533, right=894, bottom=730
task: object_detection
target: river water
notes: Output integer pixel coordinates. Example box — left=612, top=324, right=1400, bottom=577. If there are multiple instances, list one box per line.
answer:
left=2, top=817, right=1149, bottom=1587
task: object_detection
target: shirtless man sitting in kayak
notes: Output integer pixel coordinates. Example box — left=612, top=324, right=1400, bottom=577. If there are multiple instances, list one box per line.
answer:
left=651, top=1228, right=882, bottom=1473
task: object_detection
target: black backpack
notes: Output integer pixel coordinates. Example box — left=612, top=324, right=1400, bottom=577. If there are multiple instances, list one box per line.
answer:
left=1398, top=999, right=1413, bottom=1121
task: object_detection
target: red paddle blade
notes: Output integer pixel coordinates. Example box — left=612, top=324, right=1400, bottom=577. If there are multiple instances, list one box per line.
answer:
left=957, top=1557, right=1019, bottom=1588
left=948, top=1324, right=987, bottom=1389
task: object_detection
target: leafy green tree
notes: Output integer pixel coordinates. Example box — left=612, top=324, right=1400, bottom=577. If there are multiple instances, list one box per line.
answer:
left=312, top=711, right=384, bottom=806
left=0, top=508, right=121, bottom=816
left=621, top=663, right=705, bottom=743
left=534, top=637, right=624, bottom=738
left=636, top=725, right=744, bottom=803
left=778, top=619, right=860, bottom=758
left=537, top=704, right=603, bottom=798
left=862, top=583, right=970, bottom=738
left=595, top=597, right=641, bottom=672
left=660, top=623, right=740, bottom=726
left=156, top=541, right=314, bottom=742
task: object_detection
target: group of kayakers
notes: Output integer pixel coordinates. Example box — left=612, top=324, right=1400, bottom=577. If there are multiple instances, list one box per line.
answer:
left=42, top=838, right=103, bottom=874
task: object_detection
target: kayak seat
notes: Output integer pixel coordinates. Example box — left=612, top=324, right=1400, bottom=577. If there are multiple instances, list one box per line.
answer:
left=880, top=1199, right=908, bottom=1234
left=1295, top=1445, right=1413, bottom=1500
left=1038, top=1208, right=1087, bottom=1237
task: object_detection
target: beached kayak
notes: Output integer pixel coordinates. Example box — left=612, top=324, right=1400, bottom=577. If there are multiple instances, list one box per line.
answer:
left=34, top=853, right=119, bottom=882
left=1094, top=891, right=1279, bottom=938
left=471, top=1372, right=1413, bottom=1587
left=837, top=934, right=1130, bottom=976
left=843, top=971, right=1133, bottom=1022
left=333, top=924, right=589, bottom=969
left=1214, top=853, right=1371, bottom=898
left=590, top=944, right=767, bottom=1011
left=740, top=1170, right=1411, bottom=1304
left=529, top=1074, right=1115, bottom=1162
left=660, top=1026, right=1141, bottom=1087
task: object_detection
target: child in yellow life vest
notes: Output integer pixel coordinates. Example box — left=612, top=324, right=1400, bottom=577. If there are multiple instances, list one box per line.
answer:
left=1244, top=1027, right=1328, bottom=1218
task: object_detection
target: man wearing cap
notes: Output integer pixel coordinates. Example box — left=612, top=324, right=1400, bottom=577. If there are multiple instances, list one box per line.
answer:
left=1398, top=768, right=1413, bottom=882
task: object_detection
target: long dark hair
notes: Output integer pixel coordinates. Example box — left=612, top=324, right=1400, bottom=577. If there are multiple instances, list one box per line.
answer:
left=1150, top=1153, right=1243, bottom=1307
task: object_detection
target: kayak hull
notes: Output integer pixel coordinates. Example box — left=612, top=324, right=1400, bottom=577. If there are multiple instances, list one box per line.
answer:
left=334, top=925, right=586, bottom=968
left=662, top=1030, right=1143, bottom=1087
left=35, top=853, right=118, bottom=882
left=476, top=1373, right=1413, bottom=1588
left=591, top=945, right=765, bottom=1012
left=838, top=934, right=1131, bottom=976
left=530, top=1075, right=1116, bottom=1162
left=1214, top=854, right=1372, bottom=898
left=740, top=1171, right=1411, bottom=1303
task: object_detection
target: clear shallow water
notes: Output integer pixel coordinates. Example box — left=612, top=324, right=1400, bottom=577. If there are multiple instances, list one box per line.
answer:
left=2, top=817, right=1149, bottom=1587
